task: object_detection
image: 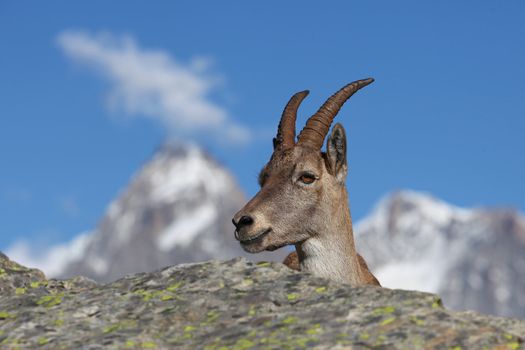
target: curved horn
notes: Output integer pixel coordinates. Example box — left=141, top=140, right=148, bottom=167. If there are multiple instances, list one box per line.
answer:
left=274, top=90, right=309, bottom=150
left=297, top=78, right=374, bottom=149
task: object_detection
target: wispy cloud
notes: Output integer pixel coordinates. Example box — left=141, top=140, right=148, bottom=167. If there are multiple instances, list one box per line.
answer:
left=56, top=30, right=250, bottom=144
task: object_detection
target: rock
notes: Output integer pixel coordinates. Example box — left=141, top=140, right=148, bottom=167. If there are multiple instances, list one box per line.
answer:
left=0, top=253, right=46, bottom=296
left=0, top=253, right=523, bottom=349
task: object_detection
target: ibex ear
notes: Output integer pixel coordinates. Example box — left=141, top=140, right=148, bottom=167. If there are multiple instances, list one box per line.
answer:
left=326, top=123, right=347, bottom=183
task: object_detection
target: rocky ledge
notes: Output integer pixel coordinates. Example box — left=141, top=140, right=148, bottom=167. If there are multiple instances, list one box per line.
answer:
left=0, top=252, right=523, bottom=349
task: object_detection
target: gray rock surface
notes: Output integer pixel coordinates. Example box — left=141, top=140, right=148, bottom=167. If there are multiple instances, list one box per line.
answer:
left=0, top=253, right=523, bottom=349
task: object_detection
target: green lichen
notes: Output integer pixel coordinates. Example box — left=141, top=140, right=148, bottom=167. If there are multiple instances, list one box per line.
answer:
left=315, top=286, right=327, bottom=293
left=432, top=297, right=443, bottom=308
left=160, top=294, right=173, bottom=301
left=204, top=311, right=220, bottom=324
left=248, top=306, right=256, bottom=317
left=30, top=281, right=46, bottom=288
left=36, top=293, right=63, bottom=307
left=103, top=320, right=137, bottom=334
left=259, top=337, right=281, bottom=346
left=15, top=287, right=26, bottom=295
left=3, top=337, right=21, bottom=348
left=375, top=335, right=387, bottom=346
left=360, top=332, right=370, bottom=340
left=287, top=293, right=299, bottom=301
left=125, top=340, right=136, bottom=347
left=142, top=341, right=157, bottom=348
left=507, top=342, right=520, bottom=350
left=373, top=306, right=396, bottom=315
left=291, top=336, right=319, bottom=349
left=410, top=316, right=425, bottom=326
left=166, top=282, right=182, bottom=292
left=202, top=337, right=228, bottom=350
left=0, top=311, right=14, bottom=319
left=103, top=324, right=120, bottom=334
left=184, top=325, right=196, bottom=332
left=183, top=325, right=197, bottom=339
left=54, top=319, right=64, bottom=327
left=134, top=289, right=173, bottom=302
left=282, top=316, right=298, bottom=325
left=38, top=337, right=50, bottom=345
left=0, top=268, right=6, bottom=277
left=256, top=261, right=271, bottom=267
left=381, top=317, right=396, bottom=326
left=241, top=278, right=253, bottom=287
left=305, top=324, right=322, bottom=335
left=133, top=289, right=154, bottom=301
left=232, top=338, right=255, bottom=350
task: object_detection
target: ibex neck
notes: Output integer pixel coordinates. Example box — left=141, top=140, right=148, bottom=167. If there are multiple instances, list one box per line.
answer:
left=296, top=193, right=363, bottom=286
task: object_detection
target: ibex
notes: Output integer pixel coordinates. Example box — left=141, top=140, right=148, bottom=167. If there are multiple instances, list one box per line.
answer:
left=233, top=78, right=380, bottom=286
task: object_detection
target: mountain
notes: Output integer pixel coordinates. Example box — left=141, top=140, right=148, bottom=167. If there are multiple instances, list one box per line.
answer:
left=355, top=190, right=525, bottom=319
left=58, top=142, right=288, bottom=282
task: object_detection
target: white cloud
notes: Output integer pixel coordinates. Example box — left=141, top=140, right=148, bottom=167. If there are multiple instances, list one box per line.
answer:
left=56, top=30, right=250, bottom=144
left=5, top=232, right=92, bottom=277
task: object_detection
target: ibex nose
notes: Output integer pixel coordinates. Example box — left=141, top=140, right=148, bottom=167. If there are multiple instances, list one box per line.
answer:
left=232, top=215, right=254, bottom=229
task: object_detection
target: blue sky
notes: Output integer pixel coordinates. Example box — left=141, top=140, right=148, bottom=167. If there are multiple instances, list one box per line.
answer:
left=1, top=1, right=524, bottom=251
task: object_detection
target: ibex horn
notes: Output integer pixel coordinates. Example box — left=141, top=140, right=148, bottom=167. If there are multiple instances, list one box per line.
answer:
left=274, top=90, right=309, bottom=150
left=297, top=78, right=374, bottom=149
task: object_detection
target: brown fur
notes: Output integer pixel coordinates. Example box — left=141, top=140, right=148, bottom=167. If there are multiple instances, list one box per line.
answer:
left=283, top=251, right=301, bottom=271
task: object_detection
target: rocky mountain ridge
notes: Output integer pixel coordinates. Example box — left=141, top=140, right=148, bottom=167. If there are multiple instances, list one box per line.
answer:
left=0, top=253, right=523, bottom=349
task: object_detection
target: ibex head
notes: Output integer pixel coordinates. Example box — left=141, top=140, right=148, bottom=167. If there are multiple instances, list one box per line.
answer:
left=233, top=78, right=374, bottom=254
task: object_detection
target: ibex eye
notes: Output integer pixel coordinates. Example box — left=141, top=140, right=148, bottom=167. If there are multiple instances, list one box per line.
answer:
left=299, top=173, right=316, bottom=185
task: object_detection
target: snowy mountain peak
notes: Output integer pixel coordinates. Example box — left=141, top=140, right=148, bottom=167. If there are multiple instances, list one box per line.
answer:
left=145, top=143, right=233, bottom=203
left=357, top=190, right=473, bottom=233
left=355, top=190, right=525, bottom=318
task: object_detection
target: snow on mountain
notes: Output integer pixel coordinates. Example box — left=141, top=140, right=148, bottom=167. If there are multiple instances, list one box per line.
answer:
left=53, top=142, right=288, bottom=282
left=355, top=190, right=525, bottom=318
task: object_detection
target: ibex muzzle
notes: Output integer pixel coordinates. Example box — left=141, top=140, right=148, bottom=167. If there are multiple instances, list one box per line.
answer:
left=233, top=78, right=379, bottom=285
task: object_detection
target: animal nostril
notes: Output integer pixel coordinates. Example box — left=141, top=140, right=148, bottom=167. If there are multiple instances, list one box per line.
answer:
left=239, top=215, right=254, bottom=227
left=232, top=215, right=254, bottom=230
left=239, top=215, right=253, bottom=226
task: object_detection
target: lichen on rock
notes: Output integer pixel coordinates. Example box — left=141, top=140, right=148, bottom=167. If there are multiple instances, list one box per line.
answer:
left=0, top=253, right=523, bottom=349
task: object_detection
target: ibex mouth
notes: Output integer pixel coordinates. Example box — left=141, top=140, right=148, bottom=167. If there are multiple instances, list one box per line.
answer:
left=239, top=228, right=272, bottom=246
